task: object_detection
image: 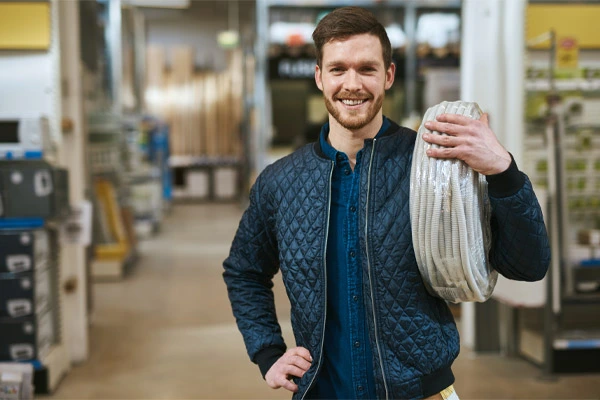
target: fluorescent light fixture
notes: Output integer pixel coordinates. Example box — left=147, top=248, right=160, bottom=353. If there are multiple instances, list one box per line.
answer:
left=218, top=30, right=240, bottom=49
left=125, top=0, right=190, bottom=9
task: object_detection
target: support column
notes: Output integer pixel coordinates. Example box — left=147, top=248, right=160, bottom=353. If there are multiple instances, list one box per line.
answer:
left=58, top=0, right=90, bottom=364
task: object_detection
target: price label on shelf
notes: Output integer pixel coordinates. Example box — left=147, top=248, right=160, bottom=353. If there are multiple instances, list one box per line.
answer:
left=59, top=200, right=92, bottom=246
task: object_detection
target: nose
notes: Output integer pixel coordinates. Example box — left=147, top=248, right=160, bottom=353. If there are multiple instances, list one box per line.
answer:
left=343, top=69, right=362, bottom=92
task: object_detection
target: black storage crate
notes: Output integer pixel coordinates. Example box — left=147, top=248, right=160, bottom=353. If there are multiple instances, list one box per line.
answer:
left=0, top=160, right=69, bottom=219
left=0, top=229, right=49, bottom=274
left=0, top=310, right=55, bottom=361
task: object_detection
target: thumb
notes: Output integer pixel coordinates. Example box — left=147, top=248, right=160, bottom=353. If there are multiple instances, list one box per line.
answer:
left=480, top=113, right=490, bottom=127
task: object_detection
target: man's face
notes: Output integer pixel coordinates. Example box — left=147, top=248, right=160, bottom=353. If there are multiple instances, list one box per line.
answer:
left=315, top=33, right=395, bottom=131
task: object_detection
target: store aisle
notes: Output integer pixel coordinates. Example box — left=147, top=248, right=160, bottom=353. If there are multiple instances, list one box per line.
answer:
left=46, top=204, right=598, bottom=399
left=47, top=204, right=292, bottom=399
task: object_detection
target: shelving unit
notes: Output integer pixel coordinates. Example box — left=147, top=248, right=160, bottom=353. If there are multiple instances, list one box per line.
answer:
left=0, top=0, right=95, bottom=392
left=518, top=84, right=600, bottom=372
left=512, top=5, right=600, bottom=372
left=170, top=156, right=243, bottom=202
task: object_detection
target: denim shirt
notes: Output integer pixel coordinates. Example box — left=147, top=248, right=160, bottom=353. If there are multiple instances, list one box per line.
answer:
left=309, top=117, right=390, bottom=399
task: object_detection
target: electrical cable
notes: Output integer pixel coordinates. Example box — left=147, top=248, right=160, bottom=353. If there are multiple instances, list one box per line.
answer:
left=410, top=101, right=497, bottom=303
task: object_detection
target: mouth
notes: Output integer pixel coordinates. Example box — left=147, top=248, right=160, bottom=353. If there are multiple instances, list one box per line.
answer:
left=340, top=99, right=367, bottom=106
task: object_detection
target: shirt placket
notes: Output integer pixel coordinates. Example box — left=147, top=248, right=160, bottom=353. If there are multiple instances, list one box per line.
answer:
left=341, top=154, right=369, bottom=399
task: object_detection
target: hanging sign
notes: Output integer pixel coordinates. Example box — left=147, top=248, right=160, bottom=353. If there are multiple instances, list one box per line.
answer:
left=556, top=37, right=579, bottom=70
left=0, top=2, right=50, bottom=50
left=269, top=57, right=316, bottom=80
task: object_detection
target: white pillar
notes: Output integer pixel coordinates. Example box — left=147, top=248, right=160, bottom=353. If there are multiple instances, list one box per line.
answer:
left=460, top=0, right=527, bottom=349
left=58, top=0, right=90, bottom=363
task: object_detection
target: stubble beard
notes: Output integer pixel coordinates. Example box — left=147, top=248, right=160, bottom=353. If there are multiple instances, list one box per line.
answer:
left=324, top=91, right=384, bottom=131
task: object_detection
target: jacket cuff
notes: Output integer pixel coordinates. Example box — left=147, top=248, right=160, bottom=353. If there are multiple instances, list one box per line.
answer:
left=485, top=154, right=525, bottom=198
left=255, top=345, right=286, bottom=379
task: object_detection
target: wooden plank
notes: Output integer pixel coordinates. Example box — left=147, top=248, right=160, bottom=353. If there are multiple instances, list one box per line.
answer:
left=191, top=75, right=202, bottom=156
left=205, top=74, right=219, bottom=156
left=172, top=46, right=194, bottom=156
left=201, top=73, right=210, bottom=157
left=229, top=49, right=244, bottom=156
left=165, top=71, right=179, bottom=155
left=217, top=73, right=228, bottom=156
left=145, top=46, right=166, bottom=116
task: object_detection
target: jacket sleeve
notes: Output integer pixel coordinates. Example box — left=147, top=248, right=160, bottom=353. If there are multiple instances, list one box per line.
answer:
left=486, top=156, right=551, bottom=281
left=222, top=174, right=287, bottom=367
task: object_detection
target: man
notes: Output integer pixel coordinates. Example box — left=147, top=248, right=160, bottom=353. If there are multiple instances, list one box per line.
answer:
left=223, top=7, right=549, bottom=400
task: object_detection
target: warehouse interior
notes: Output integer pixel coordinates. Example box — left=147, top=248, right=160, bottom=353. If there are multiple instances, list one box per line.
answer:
left=0, top=0, right=599, bottom=398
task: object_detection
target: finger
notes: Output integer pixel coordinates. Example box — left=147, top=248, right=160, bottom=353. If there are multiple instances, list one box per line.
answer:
left=426, top=146, right=460, bottom=160
left=480, top=113, right=490, bottom=127
left=285, top=355, right=311, bottom=372
left=284, top=364, right=308, bottom=378
left=435, top=113, right=474, bottom=126
left=423, top=121, right=462, bottom=136
left=291, top=347, right=313, bottom=363
left=278, top=377, right=299, bottom=393
left=422, top=133, right=461, bottom=148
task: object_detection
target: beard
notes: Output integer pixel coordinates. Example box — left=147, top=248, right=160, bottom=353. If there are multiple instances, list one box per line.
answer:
left=323, top=90, right=384, bottom=130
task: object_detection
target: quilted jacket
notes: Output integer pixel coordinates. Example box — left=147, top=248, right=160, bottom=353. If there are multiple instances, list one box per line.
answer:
left=223, top=120, right=550, bottom=399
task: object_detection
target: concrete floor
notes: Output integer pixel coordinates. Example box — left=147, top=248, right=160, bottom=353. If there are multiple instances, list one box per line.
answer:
left=45, top=204, right=599, bottom=399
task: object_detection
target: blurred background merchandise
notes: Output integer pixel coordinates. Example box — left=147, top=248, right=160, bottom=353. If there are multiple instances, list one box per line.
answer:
left=0, top=0, right=599, bottom=398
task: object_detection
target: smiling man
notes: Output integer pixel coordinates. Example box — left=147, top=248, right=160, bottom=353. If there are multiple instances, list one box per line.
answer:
left=223, top=7, right=549, bottom=400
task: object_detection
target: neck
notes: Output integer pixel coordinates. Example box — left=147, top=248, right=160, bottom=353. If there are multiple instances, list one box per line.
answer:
left=327, top=112, right=383, bottom=169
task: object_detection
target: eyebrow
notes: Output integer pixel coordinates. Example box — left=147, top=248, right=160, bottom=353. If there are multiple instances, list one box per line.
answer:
left=324, top=60, right=381, bottom=69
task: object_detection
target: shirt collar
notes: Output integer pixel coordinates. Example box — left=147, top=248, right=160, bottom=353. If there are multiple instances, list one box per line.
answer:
left=319, top=116, right=391, bottom=162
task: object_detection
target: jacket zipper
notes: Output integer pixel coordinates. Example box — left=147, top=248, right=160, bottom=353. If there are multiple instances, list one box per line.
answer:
left=301, top=160, right=334, bottom=400
left=365, top=138, right=389, bottom=399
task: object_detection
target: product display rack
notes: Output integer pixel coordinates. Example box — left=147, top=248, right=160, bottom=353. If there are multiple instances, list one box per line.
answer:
left=0, top=218, right=70, bottom=394
left=0, top=0, right=90, bottom=393
left=88, top=113, right=137, bottom=281
left=25, top=227, right=70, bottom=394
left=516, top=28, right=600, bottom=374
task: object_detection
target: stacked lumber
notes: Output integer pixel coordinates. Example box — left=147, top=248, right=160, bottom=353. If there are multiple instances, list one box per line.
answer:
left=144, top=45, right=245, bottom=158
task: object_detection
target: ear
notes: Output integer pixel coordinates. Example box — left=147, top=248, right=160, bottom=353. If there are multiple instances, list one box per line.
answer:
left=385, top=62, right=396, bottom=90
left=315, top=64, right=323, bottom=91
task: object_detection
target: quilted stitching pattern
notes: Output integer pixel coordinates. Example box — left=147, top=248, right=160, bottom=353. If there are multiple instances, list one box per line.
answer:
left=223, top=125, right=549, bottom=399
left=360, top=132, right=459, bottom=397
left=489, top=177, right=551, bottom=281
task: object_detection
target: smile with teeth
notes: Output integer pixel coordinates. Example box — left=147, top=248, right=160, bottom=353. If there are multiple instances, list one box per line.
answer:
left=340, top=99, right=367, bottom=106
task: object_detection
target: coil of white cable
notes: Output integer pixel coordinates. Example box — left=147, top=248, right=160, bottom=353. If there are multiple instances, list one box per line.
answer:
left=410, top=101, right=498, bottom=303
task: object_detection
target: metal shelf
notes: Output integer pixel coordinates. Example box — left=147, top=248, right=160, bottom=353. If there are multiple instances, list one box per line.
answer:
left=554, top=331, right=600, bottom=350
left=525, top=78, right=600, bottom=92
left=169, top=155, right=242, bottom=168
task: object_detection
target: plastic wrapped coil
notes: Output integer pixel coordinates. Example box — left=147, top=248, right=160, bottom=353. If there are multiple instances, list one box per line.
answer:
left=410, top=100, right=498, bottom=303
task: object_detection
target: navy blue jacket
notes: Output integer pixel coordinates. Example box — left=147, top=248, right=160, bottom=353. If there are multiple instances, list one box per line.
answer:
left=223, top=120, right=550, bottom=399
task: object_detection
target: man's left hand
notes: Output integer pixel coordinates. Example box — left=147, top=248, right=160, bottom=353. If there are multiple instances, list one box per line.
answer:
left=422, top=113, right=511, bottom=175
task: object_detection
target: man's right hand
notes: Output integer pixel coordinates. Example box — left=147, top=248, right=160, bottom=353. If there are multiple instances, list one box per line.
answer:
left=265, top=347, right=313, bottom=393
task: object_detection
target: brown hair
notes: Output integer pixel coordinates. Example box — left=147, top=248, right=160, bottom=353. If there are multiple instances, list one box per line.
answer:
left=312, top=6, right=392, bottom=69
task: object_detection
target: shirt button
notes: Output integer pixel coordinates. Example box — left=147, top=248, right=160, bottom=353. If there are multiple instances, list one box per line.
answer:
left=344, top=169, right=351, bottom=175
left=353, top=295, right=359, bottom=302
left=357, top=385, right=364, bottom=392
left=350, top=206, right=356, bottom=212
left=354, top=341, right=361, bottom=348
left=336, top=154, right=344, bottom=161
left=350, top=251, right=356, bottom=258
